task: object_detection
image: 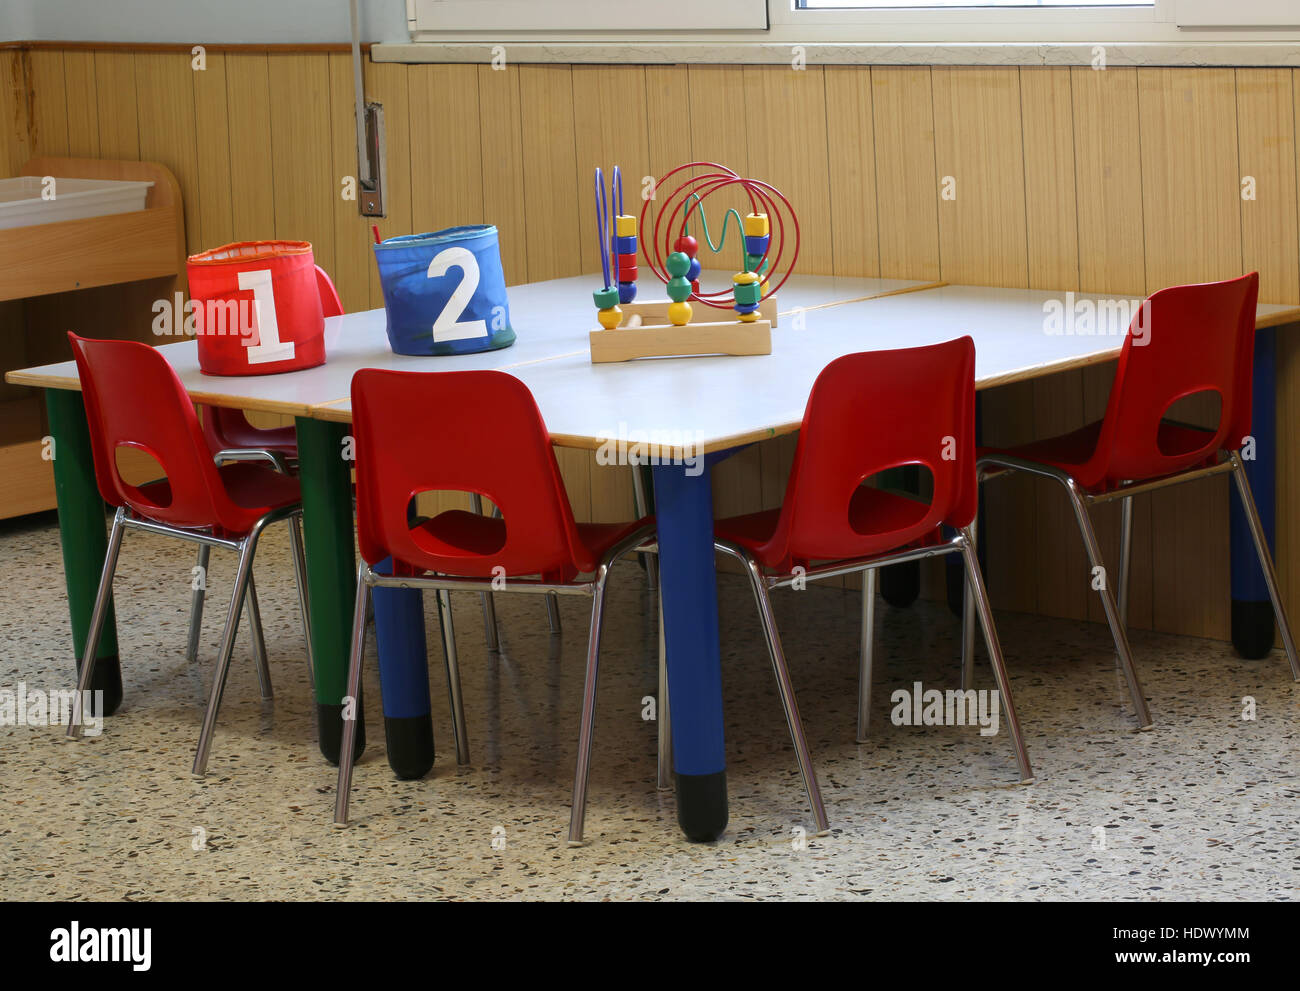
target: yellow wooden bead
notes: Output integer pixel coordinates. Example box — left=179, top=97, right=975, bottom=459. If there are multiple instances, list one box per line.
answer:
left=737, top=310, right=758, bottom=323
left=616, top=214, right=637, bottom=237
left=597, top=306, right=623, bottom=329
left=667, top=301, right=692, bottom=326
left=733, top=271, right=759, bottom=285
left=744, top=213, right=769, bottom=237
left=761, top=280, right=770, bottom=295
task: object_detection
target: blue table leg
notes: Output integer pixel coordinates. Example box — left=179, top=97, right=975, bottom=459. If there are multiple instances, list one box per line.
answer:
left=1231, top=326, right=1277, bottom=659
left=372, top=557, right=436, bottom=779
left=653, top=461, right=729, bottom=842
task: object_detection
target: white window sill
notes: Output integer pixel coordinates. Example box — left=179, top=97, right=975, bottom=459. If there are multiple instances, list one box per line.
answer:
left=372, top=40, right=1300, bottom=67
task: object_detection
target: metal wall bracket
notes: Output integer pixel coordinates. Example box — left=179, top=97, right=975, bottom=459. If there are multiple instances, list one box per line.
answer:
left=352, top=0, right=385, bottom=218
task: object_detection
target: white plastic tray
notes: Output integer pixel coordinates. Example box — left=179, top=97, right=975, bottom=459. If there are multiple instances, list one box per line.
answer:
left=0, top=176, right=154, bottom=231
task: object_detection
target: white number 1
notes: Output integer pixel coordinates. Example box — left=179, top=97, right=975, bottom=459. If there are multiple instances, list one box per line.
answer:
left=238, top=268, right=295, bottom=365
left=427, top=247, right=489, bottom=342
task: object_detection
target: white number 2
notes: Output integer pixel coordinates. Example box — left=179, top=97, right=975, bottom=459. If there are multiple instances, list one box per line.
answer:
left=238, top=268, right=295, bottom=365
left=427, top=247, right=489, bottom=342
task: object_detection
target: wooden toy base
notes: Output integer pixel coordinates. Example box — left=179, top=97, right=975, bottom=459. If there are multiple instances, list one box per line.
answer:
left=588, top=293, right=777, bottom=363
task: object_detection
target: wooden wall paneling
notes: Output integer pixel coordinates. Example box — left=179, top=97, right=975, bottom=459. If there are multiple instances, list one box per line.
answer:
left=519, top=65, right=579, bottom=283
left=932, top=67, right=1028, bottom=288
left=871, top=67, right=940, bottom=282
left=1019, top=67, right=1088, bottom=621
left=26, top=50, right=69, bottom=159
left=478, top=63, right=527, bottom=287
left=516, top=65, right=587, bottom=517
left=224, top=54, right=275, bottom=243
left=192, top=52, right=234, bottom=251
left=1238, top=69, right=1300, bottom=646
left=268, top=54, right=337, bottom=278
left=326, top=52, right=373, bottom=312
left=363, top=59, right=411, bottom=308
left=0, top=54, right=29, bottom=405
left=93, top=51, right=139, bottom=161
left=1139, top=68, right=1241, bottom=640
left=824, top=66, right=881, bottom=280
left=135, top=52, right=202, bottom=260
left=0, top=53, right=30, bottom=175
left=1071, top=67, right=1146, bottom=297
left=63, top=51, right=100, bottom=158
left=407, top=64, right=483, bottom=240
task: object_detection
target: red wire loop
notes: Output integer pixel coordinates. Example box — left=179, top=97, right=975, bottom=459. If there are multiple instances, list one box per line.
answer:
left=637, top=162, right=801, bottom=310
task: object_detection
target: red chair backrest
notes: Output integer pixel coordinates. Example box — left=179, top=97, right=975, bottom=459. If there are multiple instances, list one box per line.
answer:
left=202, top=264, right=343, bottom=452
left=351, top=368, right=587, bottom=579
left=758, top=336, right=977, bottom=567
left=1089, top=272, right=1258, bottom=484
left=69, top=333, right=246, bottom=530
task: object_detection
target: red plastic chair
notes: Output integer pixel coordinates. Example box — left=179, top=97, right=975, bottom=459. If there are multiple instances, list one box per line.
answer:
left=714, top=337, right=1034, bottom=832
left=334, top=368, right=653, bottom=844
left=65, top=333, right=313, bottom=777
left=976, top=273, right=1299, bottom=726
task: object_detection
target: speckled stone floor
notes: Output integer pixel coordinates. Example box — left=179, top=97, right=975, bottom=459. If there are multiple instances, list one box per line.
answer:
left=1, top=509, right=1296, bottom=901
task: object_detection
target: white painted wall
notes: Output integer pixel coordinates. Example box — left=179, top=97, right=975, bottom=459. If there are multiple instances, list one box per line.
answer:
left=1, top=0, right=409, bottom=44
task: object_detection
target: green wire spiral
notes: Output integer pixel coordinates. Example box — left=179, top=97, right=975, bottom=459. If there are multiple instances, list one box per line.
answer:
left=681, top=193, right=749, bottom=271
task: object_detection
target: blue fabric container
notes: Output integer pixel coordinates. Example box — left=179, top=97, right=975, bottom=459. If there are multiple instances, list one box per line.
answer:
left=373, top=225, right=516, bottom=356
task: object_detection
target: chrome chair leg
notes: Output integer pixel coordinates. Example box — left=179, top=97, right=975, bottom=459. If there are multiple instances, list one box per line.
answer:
left=1117, top=494, right=1134, bottom=633
left=185, top=543, right=210, bottom=663
left=568, top=566, right=612, bottom=846
left=68, top=507, right=126, bottom=739
left=287, top=513, right=315, bottom=690
left=470, top=494, right=500, bottom=652
left=961, top=515, right=978, bottom=690
left=959, top=530, right=1033, bottom=783
left=1062, top=479, right=1153, bottom=729
left=856, top=568, right=877, bottom=743
left=193, top=527, right=262, bottom=776
left=656, top=595, right=672, bottom=790
left=334, top=565, right=372, bottom=825
left=739, top=550, right=829, bottom=835
left=245, top=572, right=272, bottom=700
left=1229, top=452, right=1300, bottom=679
left=546, top=592, right=562, bottom=634
left=436, top=589, right=470, bottom=765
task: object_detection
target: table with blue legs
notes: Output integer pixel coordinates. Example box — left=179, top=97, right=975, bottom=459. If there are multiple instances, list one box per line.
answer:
left=13, top=278, right=1296, bottom=843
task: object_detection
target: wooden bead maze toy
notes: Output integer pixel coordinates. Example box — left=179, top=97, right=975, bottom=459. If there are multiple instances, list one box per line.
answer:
left=589, top=162, right=799, bottom=363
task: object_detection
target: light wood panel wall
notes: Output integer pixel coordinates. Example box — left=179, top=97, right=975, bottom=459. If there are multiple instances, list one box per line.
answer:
left=8, top=48, right=1300, bottom=642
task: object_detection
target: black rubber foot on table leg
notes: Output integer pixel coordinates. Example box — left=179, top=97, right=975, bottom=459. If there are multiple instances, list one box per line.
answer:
left=676, top=770, right=728, bottom=842
left=1232, top=599, right=1276, bottom=660
left=87, top=654, right=123, bottom=717
left=384, top=713, right=435, bottom=780
left=318, top=702, right=366, bottom=767
left=881, top=560, right=920, bottom=609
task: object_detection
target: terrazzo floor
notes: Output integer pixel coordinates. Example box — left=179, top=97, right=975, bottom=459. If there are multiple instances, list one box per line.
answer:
left=0, top=509, right=1296, bottom=901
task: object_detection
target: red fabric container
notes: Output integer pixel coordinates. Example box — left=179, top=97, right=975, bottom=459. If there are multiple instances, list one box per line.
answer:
left=187, top=240, right=327, bottom=376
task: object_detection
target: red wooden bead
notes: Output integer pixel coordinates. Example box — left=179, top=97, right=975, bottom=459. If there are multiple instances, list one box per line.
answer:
left=674, top=235, right=698, bottom=258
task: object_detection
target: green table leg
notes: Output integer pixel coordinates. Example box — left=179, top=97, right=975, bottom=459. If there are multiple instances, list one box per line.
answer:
left=45, top=389, right=123, bottom=716
left=295, top=416, right=364, bottom=765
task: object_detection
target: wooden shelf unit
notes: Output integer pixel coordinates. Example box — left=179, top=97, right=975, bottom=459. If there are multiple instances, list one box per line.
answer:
left=0, top=157, right=187, bottom=520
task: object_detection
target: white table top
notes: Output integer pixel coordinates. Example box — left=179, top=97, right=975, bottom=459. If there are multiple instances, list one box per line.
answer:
left=10, top=279, right=1297, bottom=457
left=5, top=272, right=934, bottom=418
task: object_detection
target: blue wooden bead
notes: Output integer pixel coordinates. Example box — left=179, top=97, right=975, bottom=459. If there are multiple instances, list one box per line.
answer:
left=615, top=235, right=638, bottom=255
left=686, top=257, right=701, bottom=282
left=733, top=301, right=760, bottom=314
left=618, top=281, right=638, bottom=303
left=744, top=234, right=770, bottom=257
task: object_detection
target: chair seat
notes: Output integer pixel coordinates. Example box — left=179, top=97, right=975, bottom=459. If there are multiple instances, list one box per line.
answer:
left=134, top=461, right=301, bottom=534
left=410, top=509, right=651, bottom=577
left=716, top=485, right=942, bottom=572
left=979, top=419, right=1218, bottom=493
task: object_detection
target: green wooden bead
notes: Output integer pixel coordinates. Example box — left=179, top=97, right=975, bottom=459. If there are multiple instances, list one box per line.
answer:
left=733, top=281, right=762, bottom=306
left=665, top=251, right=691, bottom=278
left=666, top=276, right=693, bottom=302
left=593, top=286, right=619, bottom=309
